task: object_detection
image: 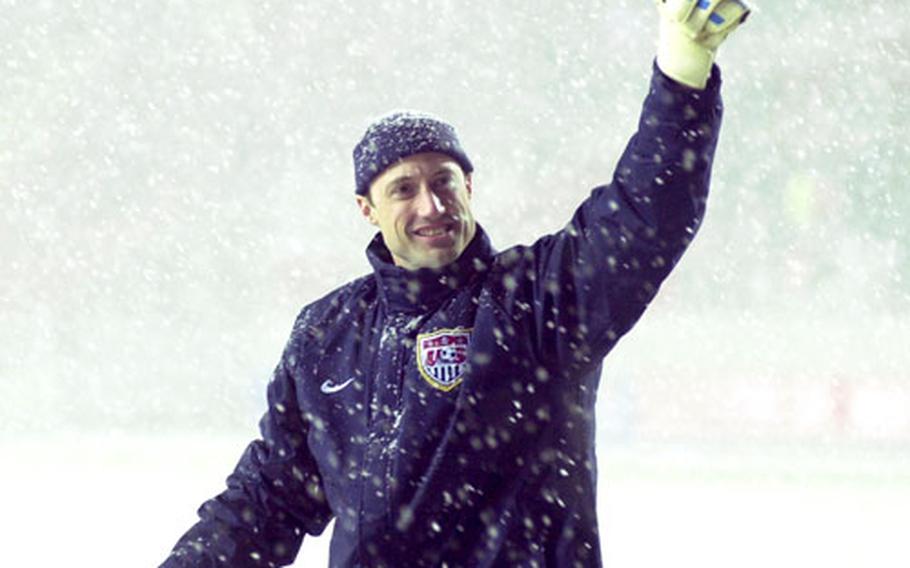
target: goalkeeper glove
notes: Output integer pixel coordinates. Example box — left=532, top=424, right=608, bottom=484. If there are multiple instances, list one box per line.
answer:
left=656, top=0, right=751, bottom=89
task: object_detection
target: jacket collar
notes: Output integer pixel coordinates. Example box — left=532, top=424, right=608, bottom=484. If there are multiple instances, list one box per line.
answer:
left=366, top=224, right=495, bottom=314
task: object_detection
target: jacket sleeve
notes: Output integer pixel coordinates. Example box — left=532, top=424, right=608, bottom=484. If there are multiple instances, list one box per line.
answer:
left=491, top=63, right=724, bottom=377
left=161, top=316, right=334, bottom=568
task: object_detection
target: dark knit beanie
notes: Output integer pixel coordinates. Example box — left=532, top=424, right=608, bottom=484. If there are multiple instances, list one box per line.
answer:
left=352, top=111, right=473, bottom=196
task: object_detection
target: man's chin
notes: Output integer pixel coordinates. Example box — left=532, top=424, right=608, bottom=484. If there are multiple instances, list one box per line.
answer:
left=405, top=246, right=462, bottom=271
left=420, top=251, right=459, bottom=270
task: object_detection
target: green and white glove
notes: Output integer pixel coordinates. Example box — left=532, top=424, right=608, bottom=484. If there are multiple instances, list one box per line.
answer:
left=655, top=0, right=751, bottom=89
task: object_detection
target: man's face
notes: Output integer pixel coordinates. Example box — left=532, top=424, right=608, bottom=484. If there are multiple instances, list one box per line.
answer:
left=356, top=152, right=476, bottom=271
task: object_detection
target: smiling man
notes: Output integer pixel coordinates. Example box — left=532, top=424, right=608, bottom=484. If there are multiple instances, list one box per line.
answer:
left=162, top=2, right=750, bottom=567
left=354, top=130, right=477, bottom=271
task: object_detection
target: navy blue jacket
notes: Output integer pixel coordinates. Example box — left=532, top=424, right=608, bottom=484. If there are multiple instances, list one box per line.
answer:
left=162, top=64, right=723, bottom=568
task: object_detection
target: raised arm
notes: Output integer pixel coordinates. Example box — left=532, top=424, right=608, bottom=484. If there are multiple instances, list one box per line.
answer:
left=489, top=1, right=749, bottom=377
left=161, top=317, right=333, bottom=568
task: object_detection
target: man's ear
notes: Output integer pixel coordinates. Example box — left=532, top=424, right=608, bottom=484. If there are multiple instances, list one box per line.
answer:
left=465, top=173, right=473, bottom=198
left=355, top=194, right=379, bottom=226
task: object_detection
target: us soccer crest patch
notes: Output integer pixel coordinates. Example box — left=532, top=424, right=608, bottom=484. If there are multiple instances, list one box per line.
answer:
left=416, top=327, right=472, bottom=392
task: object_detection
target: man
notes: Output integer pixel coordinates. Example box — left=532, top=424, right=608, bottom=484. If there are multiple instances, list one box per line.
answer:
left=162, top=2, right=749, bottom=566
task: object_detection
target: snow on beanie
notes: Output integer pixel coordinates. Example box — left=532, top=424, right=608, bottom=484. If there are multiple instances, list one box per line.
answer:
left=352, top=111, right=473, bottom=196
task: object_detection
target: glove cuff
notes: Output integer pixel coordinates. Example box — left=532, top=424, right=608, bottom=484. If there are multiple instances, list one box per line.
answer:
left=656, top=20, right=716, bottom=89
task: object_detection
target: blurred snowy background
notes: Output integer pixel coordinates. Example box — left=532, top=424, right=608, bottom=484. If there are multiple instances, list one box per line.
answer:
left=2, top=0, right=909, bottom=566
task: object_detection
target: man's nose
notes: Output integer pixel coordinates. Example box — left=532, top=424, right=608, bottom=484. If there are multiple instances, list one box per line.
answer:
left=414, top=185, right=445, bottom=217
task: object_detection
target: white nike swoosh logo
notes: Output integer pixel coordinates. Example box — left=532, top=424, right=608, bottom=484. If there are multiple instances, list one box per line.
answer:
left=320, top=377, right=355, bottom=394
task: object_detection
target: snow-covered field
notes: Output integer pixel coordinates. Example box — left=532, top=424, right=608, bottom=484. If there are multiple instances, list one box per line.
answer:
left=4, top=433, right=907, bottom=568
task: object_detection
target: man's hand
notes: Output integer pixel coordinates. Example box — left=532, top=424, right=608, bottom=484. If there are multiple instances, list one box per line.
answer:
left=656, top=0, right=751, bottom=89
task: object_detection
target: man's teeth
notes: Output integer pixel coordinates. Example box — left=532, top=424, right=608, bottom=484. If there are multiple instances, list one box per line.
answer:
left=417, top=227, right=447, bottom=236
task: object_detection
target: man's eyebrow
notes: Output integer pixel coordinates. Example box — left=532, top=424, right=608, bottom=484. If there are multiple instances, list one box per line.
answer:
left=430, top=164, right=461, bottom=179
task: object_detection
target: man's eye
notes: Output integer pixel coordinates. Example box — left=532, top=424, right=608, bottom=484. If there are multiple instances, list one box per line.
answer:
left=394, top=185, right=414, bottom=197
left=433, top=176, right=454, bottom=190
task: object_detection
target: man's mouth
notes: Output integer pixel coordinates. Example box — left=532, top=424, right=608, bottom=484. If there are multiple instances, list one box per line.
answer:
left=412, top=222, right=455, bottom=238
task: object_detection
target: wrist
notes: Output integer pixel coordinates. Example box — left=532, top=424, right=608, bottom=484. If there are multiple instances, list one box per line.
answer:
left=656, top=21, right=715, bottom=90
